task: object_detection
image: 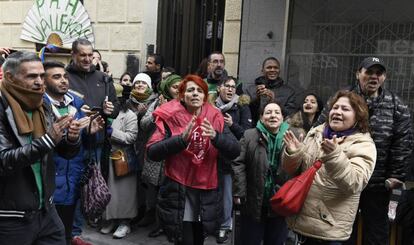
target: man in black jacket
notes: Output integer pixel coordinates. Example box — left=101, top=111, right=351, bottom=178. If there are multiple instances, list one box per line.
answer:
left=317, top=57, right=413, bottom=245
left=245, top=57, right=297, bottom=124
left=66, top=38, right=119, bottom=243
left=67, top=38, right=119, bottom=119
left=0, top=51, right=81, bottom=244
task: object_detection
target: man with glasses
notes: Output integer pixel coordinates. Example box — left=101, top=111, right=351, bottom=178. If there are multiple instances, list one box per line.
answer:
left=215, top=76, right=252, bottom=243
left=205, top=52, right=229, bottom=103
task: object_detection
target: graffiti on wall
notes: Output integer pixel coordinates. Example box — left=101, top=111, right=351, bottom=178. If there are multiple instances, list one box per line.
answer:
left=20, top=0, right=94, bottom=49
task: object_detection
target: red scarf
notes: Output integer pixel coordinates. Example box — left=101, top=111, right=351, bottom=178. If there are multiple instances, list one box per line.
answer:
left=147, top=99, right=224, bottom=189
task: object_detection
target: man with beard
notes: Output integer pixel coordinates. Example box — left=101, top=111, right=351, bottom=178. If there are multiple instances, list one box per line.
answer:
left=0, top=51, right=81, bottom=244
left=145, top=54, right=164, bottom=93
left=245, top=56, right=297, bottom=124
left=43, top=61, right=104, bottom=245
left=317, top=57, right=413, bottom=245
left=205, top=52, right=229, bottom=103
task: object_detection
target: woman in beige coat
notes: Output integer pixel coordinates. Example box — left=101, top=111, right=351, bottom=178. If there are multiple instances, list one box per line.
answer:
left=282, top=90, right=376, bottom=244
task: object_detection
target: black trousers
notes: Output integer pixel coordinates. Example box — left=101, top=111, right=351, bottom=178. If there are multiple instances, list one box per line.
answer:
left=175, top=221, right=204, bottom=245
left=56, top=204, right=77, bottom=245
left=0, top=206, right=65, bottom=245
left=346, top=189, right=390, bottom=245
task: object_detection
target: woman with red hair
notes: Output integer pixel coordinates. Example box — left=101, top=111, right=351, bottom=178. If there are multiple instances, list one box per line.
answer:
left=147, top=74, right=240, bottom=245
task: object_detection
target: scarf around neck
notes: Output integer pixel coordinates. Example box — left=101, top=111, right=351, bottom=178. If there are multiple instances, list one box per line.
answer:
left=322, top=124, right=357, bottom=139
left=130, top=87, right=153, bottom=102
left=1, top=79, right=46, bottom=138
left=256, top=120, right=289, bottom=203
left=215, top=94, right=239, bottom=113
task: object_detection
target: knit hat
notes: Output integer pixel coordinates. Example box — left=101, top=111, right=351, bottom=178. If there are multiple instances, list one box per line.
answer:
left=133, top=73, right=152, bottom=89
left=159, top=74, right=181, bottom=100
left=114, top=82, right=124, bottom=98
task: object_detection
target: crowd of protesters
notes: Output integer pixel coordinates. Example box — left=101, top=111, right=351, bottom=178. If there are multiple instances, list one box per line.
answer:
left=0, top=40, right=413, bottom=245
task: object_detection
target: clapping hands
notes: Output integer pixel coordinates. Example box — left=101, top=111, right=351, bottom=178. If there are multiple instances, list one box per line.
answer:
left=283, top=130, right=304, bottom=154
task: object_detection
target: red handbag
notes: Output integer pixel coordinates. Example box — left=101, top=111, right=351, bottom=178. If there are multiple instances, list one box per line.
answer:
left=270, top=160, right=322, bottom=216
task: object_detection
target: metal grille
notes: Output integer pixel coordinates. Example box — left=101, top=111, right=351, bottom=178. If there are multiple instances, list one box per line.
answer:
left=286, top=0, right=414, bottom=119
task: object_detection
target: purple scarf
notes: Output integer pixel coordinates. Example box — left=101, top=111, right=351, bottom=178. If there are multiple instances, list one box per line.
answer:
left=323, top=124, right=357, bottom=139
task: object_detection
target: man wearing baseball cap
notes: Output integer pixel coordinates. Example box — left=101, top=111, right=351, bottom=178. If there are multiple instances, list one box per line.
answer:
left=356, top=57, right=387, bottom=97
left=352, top=57, right=412, bottom=245
left=318, top=57, right=413, bottom=245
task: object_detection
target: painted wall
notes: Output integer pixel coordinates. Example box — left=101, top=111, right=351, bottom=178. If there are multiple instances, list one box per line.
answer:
left=0, top=0, right=157, bottom=80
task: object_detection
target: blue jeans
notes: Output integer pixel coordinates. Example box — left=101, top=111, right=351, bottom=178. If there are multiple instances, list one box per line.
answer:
left=240, top=215, right=287, bottom=245
left=220, top=174, right=233, bottom=230
left=71, top=199, right=83, bottom=237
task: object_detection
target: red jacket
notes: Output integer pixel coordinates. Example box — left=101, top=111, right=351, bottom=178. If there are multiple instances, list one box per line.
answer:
left=147, top=100, right=224, bottom=189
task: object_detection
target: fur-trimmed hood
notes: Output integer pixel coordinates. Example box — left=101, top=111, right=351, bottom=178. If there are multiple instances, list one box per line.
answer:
left=238, top=94, right=251, bottom=106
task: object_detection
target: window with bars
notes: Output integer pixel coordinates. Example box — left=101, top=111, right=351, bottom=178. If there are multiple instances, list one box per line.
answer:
left=286, top=0, right=414, bottom=122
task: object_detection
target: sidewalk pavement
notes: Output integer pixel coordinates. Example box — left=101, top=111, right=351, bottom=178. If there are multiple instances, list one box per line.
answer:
left=81, top=223, right=227, bottom=245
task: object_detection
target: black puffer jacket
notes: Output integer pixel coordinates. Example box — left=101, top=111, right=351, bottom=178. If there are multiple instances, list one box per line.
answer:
left=147, top=126, right=240, bottom=242
left=66, top=63, right=119, bottom=119
left=0, top=95, right=80, bottom=216
left=245, top=76, right=297, bottom=124
left=225, top=97, right=252, bottom=141
left=316, top=85, right=413, bottom=190
left=216, top=95, right=252, bottom=175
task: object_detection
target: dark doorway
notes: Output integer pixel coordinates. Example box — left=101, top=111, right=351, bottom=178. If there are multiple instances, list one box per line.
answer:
left=157, top=0, right=225, bottom=76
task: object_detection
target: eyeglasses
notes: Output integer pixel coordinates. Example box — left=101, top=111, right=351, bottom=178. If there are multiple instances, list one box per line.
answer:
left=211, top=60, right=225, bottom=65
left=223, top=84, right=236, bottom=90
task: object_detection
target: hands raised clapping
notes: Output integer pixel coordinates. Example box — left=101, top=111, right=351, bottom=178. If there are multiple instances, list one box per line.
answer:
left=283, top=130, right=304, bottom=154
left=321, top=135, right=344, bottom=154
left=181, top=116, right=217, bottom=142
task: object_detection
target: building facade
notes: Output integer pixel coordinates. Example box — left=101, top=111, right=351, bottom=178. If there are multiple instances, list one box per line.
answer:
left=0, top=0, right=158, bottom=79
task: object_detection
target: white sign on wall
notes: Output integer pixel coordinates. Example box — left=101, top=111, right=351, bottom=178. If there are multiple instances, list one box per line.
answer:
left=20, top=0, right=94, bottom=49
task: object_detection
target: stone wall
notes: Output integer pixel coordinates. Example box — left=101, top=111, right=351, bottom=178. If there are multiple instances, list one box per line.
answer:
left=0, top=0, right=158, bottom=80
left=238, top=0, right=288, bottom=87
left=222, top=0, right=242, bottom=78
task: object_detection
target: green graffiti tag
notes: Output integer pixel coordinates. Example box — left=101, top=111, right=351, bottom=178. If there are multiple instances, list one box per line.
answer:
left=29, top=0, right=91, bottom=43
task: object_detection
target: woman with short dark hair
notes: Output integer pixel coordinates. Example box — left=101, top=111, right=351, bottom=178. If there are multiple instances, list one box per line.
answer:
left=232, top=101, right=300, bottom=245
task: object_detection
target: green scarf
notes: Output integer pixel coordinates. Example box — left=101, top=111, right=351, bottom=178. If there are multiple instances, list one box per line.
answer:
left=130, top=87, right=153, bottom=102
left=256, top=120, right=289, bottom=204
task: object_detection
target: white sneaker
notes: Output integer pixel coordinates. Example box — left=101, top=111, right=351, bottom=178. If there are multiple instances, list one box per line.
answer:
left=100, top=221, right=115, bottom=234
left=113, top=224, right=131, bottom=239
